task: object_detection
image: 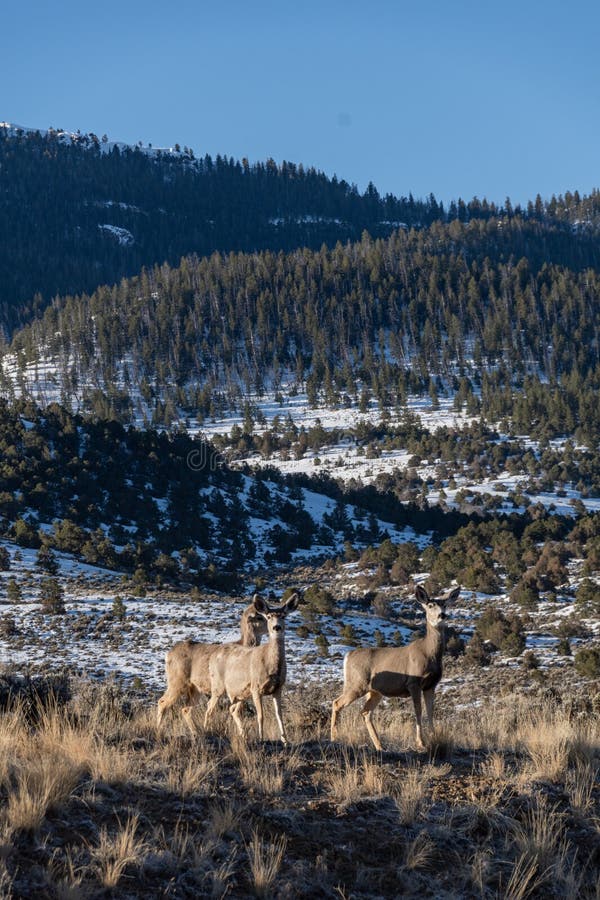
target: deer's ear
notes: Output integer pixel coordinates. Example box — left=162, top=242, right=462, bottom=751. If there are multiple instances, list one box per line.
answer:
left=252, top=594, right=267, bottom=613
left=284, top=591, right=300, bottom=613
left=444, top=586, right=461, bottom=604
left=415, top=584, right=430, bottom=605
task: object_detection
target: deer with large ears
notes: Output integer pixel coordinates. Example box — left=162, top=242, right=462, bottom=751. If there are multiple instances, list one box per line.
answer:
left=156, top=597, right=268, bottom=733
left=205, top=593, right=300, bottom=744
left=331, top=585, right=460, bottom=751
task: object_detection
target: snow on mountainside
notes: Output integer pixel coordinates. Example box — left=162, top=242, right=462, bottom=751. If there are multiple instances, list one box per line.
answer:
left=98, top=224, right=135, bottom=246
left=3, top=345, right=599, bottom=521
left=0, top=540, right=407, bottom=691
left=0, top=537, right=597, bottom=693
left=0, top=122, right=192, bottom=160
left=201, top=391, right=600, bottom=517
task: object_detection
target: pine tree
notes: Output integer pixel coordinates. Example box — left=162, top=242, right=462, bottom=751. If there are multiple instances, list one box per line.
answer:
left=39, top=577, right=66, bottom=614
left=36, top=545, right=59, bottom=575
left=112, top=595, right=126, bottom=621
left=315, top=633, right=330, bottom=657
left=6, top=578, right=22, bottom=603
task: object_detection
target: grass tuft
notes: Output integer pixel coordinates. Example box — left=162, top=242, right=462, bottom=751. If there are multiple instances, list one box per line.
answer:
left=3, top=752, right=82, bottom=835
left=246, top=829, right=288, bottom=898
left=321, top=747, right=387, bottom=804
left=393, top=763, right=431, bottom=825
left=91, top=813, right=146, bottom=888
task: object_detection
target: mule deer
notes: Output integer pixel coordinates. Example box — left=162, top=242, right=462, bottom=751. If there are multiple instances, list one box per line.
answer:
left=156, top=597, right=268, bottom=732
left=204, top=593, right=300, bottom=744
left=330, top=585, right=460, bottom=750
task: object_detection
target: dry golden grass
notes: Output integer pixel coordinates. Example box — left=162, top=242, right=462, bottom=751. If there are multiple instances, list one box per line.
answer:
left=0, top=706, right=28, bottom=776
left=0, top=678, right=597, bottom=897
left=479, top=750, right=507, bottom=780
left=208, top=847, right=238, bottom=899
left=520, top=726, right=572, bottom=782
left=393, top=763, right=431, bottom=825
left=458, top=698, right=598, bottom=764
left=403, top=830, right=436, bottom=871
left=146, top=817, right=240, bottom=895
left=502, top=851, right=552, bottom=900
left=470, top=848, right=492, bottom=896
left=285, top=699, right=329, bottom=743
left=3, top=752, right=82, bottom=834
left=0, top=863, right=12, bottom=899
left=326, top=692, right=591, bottom=759
left=245, top=828, right=288, bottom=898
left=0, top=704, right=86, bottom=835
left=511, top=799, right=566, bottom=863
left=425, top=721, right=455, bottom=760
left=149, top=819, right=193, bottom=867
left=48, top=848, right=86, bottom=900
left=90, top=813, right=147, bottom=888
left=87, top=738, right=135, bottom=784
left=320, top=746, right=387, bottom=804
left=206, top=799, right=241, bottom=840
left=232, top=738, right=286, bottom=796
left=565, top=761, right=597, bottom=813
left=330, top=697, right=420, bottom=750
left=165, top=744, right=219, bottom=797
left=199, top=694, right=295, bottom=745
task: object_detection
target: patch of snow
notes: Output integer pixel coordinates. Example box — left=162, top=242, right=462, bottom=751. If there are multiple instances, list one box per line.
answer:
left=98, top=224, right=135, bottom=246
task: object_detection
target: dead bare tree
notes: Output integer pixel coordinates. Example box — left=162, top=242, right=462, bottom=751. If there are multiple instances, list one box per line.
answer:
left=204, top=593, right=300, bottom=744
left=156, top=598, right=267, bottom=730
left=330, top=585, right=460, bottom=750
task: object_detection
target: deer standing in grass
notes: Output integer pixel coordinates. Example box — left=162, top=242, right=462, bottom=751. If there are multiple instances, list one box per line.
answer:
left=205, top=593, right=300, bottom=744
left=331, top=585, right=460, bottom=750
left=156, top=598, right=268, bottom=733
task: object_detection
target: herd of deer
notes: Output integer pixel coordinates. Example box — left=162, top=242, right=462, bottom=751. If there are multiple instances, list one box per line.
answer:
left=156, top=585, right=461, bottom=750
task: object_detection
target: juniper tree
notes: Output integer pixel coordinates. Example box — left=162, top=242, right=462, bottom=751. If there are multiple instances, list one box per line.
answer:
left=36, top=545, right=59, bottom=575
left=6, top=578, right=22, bottom=603
left=39, top=577, right=66, bottom=615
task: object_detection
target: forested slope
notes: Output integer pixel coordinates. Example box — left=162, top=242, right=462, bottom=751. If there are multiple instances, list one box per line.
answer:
left=2, top=123, right=598, bottom=333
left=6, top=216, right=600, bottom=439
left=0, top=124, right=441, bottom=329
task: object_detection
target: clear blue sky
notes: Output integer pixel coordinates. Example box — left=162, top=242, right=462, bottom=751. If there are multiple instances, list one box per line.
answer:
left=4, top=0, right=599, bottom=205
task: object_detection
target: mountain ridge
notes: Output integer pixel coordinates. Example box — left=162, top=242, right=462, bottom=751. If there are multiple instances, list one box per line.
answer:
left=0, top=122, right=445, bottom=331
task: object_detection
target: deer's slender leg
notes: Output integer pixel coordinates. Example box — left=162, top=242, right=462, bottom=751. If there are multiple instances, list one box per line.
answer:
left=158, top=679, right=199, bottom=728
left=230, top=700, right=245, bottom=737
left=423, top=687, right=435, bottom=735
left=160, top=682, right=201, bottom=730
left=409, top=686, right=426, bottom=750
left=330, top=689, right=362, bottom=741
left=362, top=690, right=383, bottom=750
left=252, top=691, right=264, bottom=740
left=182, top=704, right=198, bottom=737
left=156, top=690, right=177, bottom=728
left=204, top=692, right=221, bottom=730
left=272, top=689, right=287, bottom=745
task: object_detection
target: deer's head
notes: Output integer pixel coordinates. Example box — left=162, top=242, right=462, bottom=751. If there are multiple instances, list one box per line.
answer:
left=415, top=584, right=460, bottom=627
left=240, top=599, right=270, bottom=646
left=252, top=592, right=300, bottom=637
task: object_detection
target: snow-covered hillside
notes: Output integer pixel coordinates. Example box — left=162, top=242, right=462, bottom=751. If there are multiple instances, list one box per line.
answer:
left=0, top=540, right=597, bottom=697
left=3, top=357, right=600, bottom=526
